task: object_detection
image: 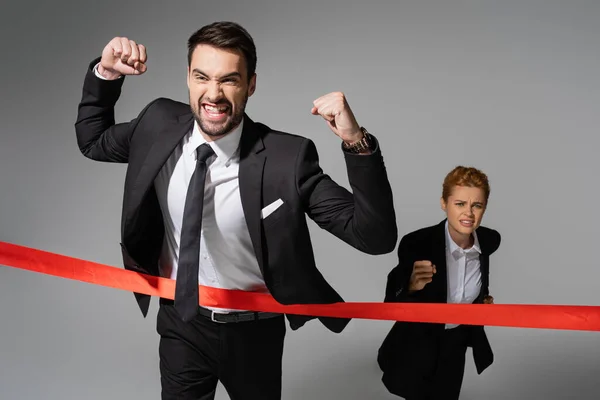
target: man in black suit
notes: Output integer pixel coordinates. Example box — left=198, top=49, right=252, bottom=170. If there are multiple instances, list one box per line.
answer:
left=74, top=21, right=397, bottom=399
left=377, top=167, right=500, bottom=399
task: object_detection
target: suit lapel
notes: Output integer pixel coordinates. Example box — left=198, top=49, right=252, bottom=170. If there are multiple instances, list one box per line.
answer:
left=476, top=228, right=490, bottom=299
left=129, top=113, right=194, bottom=214
left=238, top=116, right=266, bottom=275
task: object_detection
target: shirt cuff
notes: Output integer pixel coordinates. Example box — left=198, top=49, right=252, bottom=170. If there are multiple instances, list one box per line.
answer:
left=93, top=63, right=123, bottom=80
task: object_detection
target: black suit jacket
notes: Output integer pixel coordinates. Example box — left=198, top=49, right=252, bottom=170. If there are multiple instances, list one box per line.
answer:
left=377, top=220, right=500, bottom=396
left=74, top=58, right=398, bottom=333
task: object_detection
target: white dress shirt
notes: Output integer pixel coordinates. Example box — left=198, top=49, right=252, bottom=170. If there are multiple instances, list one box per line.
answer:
left=444, top=220, right=482, bottom=329
left=94, top=64, right=266, bottom=313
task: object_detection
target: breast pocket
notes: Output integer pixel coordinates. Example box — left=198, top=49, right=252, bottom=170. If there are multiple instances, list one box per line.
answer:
left=261, top=198, right=291, bottom=228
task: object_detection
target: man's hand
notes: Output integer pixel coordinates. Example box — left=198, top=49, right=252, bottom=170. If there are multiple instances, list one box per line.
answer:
left=408, top=260, right=437, bottom=293
left=311, top=92, right=363, bottom=144
left=98, top=37, right=148, bottom=80
left=483, top=295, right=494, bottom=304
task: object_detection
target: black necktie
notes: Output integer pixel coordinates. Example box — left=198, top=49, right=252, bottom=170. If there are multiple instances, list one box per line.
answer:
left=175, top=142, right=215, bottom=322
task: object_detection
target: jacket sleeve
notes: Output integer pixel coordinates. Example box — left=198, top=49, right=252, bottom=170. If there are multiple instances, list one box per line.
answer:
left=74, top=57, right=157, bottom=163
left=383, top=234, right=418, bottom=302
left=295, top=135, right=398, bottom=255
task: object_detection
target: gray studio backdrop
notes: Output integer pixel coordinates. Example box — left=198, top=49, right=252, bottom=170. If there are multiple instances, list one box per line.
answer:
left=1, top=1, right=599, bottom=399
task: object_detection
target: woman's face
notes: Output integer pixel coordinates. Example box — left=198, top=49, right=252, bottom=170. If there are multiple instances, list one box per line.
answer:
left=441, top=185, right=487, bottom=243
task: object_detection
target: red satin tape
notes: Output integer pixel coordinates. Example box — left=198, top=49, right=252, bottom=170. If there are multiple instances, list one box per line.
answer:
left=1, top=240, right=600, bottom=331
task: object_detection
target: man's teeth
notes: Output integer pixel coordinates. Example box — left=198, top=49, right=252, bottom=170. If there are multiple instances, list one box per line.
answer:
left=205, top=105, right=227, bottom=112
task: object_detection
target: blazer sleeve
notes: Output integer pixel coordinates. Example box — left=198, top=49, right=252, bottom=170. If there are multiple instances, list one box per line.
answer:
left=74, top=57, right=157, bottom=163
left=384, top=234, right=420, bottom=302
left=295, top=135, right=398, bottom=255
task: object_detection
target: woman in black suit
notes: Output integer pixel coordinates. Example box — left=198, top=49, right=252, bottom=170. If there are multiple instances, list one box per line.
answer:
left=377, top=166, right=501, bottom=400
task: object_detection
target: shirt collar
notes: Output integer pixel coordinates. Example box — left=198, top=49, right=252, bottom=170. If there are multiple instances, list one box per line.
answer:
left=445, top=220, right=481, bottom=257
left=187, top=119, right=244, bottom=164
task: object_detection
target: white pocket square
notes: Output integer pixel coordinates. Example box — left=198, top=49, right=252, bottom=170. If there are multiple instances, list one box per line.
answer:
left=261, top=198, right=284, bottom=219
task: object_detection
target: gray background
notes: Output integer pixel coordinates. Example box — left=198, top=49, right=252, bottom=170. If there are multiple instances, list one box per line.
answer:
left=1, top=0, right=599, bottom=399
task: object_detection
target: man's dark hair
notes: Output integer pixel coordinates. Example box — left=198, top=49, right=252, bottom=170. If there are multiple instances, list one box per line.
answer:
left=187, top=21, right=257, bottom=81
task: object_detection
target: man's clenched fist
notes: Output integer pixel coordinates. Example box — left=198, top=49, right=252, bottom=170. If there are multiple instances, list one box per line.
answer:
left=311, top=92, right=363, bottom=144
left=99, top=37, right=147, bottom=80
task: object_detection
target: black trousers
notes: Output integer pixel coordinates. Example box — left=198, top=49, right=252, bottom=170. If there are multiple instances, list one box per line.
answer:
left=156, top=300, right=286, bottom=400
left=384, top=324, right=470, bottom=400
left=414, top=325, right=469, bottom=400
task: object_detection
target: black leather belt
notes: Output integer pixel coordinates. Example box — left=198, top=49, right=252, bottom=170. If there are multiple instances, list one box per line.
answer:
left=159, top=298, right=281, bottom=323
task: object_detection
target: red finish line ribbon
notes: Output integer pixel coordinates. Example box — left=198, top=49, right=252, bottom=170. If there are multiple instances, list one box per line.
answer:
left=1, top=241, right=600, bottom=331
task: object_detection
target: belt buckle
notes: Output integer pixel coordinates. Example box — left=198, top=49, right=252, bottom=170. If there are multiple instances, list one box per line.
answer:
left=210, top=311, right=228, bottom=323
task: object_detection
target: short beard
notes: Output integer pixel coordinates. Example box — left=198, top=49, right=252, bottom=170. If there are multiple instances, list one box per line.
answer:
left=191, top=94, right=248, bottom=137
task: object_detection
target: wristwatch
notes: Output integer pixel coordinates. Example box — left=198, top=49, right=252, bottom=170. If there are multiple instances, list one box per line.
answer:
left=342, top=127, right=373, bottom=154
